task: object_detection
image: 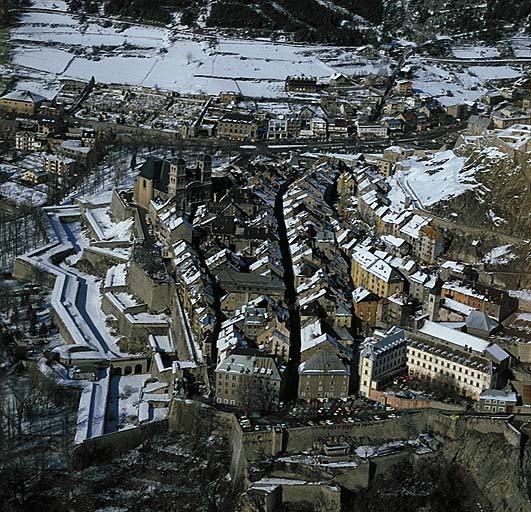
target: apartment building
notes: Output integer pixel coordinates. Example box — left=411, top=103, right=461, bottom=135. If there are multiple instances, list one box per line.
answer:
left=43, top=154, right=76, bottom=176
left=285, top=76, right=318, bottom=93
left=298, top=351, right=350, bottom=400
left=399, top=215, right=444, bottom=265
left=351, top=248, right=404, bottom=298
left=441, top=280, right=518, bottom=322
left=357, top=122, right=388, bottom=139
left=359, top=327, right=407, bottom=397
left=215, top=348, right=282, bottom=410
left=217, top=113, right=258, bottom=141
left=353, top=287, right=381, bottom=331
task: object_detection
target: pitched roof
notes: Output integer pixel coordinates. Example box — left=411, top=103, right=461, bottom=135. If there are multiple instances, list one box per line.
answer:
left=1, top=89, right=46, bottom=103
left=299, top=351, right=350, bottom=375
left=138, top=157, right=171, bottom=193
left=466, top=310, right=498, bottom=333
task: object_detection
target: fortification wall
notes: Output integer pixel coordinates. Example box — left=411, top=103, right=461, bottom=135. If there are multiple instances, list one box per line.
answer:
left=128, top=260, right=171, bottom=313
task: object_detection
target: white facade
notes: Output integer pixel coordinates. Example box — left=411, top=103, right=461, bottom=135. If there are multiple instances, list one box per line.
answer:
left=359, top=327, right=407, bottom=397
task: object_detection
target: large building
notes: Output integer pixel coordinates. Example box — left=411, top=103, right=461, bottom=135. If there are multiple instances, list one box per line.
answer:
left=217, top=113, right=258, bottom=141
left=0, top=90, right=46, bottom=115
left=134, top=154, right=212, bottom=210
left=43, top=155, right=76, bottom=177
left=359, top=327, right=407, bottom=397
left=298, top=351, right=350, bottom=400
left=285, top=76, right=317, bottom=93
left=219, top=270, right=286, bottom=315
left=406, top=319, right=510, bottom=400
left=215, top=348, right=282, bottom=411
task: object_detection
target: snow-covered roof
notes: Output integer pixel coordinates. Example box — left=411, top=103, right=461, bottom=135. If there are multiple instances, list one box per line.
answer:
left=1, top=89, right=46, bottom=103
left=418, top=320, right=489, bottom=354
left=479, top=389, right=517, bottom=402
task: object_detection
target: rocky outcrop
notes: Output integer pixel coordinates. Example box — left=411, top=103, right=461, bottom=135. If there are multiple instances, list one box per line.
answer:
left=442, top=429, right=531, bottom=512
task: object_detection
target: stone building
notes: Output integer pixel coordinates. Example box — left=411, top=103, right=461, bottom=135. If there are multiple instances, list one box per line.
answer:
left=358, top=327, right=407, bottom=397
left=285, top=76, right=318, bottom=93
left=298, top=351, right=350, bottom=400
left=134, top=154, right=212, bottom=210
left=351, top=248, right=404, bottom=298
left=478, top=389, right=517, bottom=413
left=406, top=319, right=510, bottom=400
left=440, top=280, right=518, bottom=322
left=215, top=348, right=282, bottom=410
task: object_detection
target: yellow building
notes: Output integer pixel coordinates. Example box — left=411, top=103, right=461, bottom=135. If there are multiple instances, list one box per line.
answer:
left=351, top=248, right=404, bottom=298
left=22, top=169, right=48, bottom=185
left=0, top=90, right=46, bottom=115
left=217, top=113, right=258, bottom=141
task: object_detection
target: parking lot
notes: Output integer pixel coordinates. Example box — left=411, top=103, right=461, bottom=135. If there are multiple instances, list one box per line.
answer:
left=237, top=396, right=410, bottom=432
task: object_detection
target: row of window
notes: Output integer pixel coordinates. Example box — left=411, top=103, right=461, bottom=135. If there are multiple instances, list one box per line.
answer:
left=483, top=405, right=506, bottom=412
left=407, top=350, right=487, bottom=379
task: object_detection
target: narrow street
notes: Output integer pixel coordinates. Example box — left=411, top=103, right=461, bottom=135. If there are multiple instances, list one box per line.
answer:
left=274, top=176, right=301, bottom=402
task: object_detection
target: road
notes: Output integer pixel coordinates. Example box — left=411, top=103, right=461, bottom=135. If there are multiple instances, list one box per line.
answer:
left=114, top=121, right=464, bottom=157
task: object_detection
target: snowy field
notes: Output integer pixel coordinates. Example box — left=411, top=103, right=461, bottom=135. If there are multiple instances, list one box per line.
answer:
left=452, top=46, right=500, bottom=59
left=390, top=150, right=476, bottom=209
left=10, top=6, right=389, bottom=98
left=0, top=181, right=47, bottom=206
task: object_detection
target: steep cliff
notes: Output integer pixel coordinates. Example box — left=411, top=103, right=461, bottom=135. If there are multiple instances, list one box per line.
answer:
left=442, top=429, right=531, bottom=512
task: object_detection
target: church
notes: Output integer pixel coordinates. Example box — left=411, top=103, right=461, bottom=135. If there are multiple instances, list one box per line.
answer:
left=134, top=154, right=213, bottom=211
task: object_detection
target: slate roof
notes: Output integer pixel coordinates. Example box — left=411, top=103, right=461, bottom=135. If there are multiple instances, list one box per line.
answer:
left=138, top=157, right=171, bottom=194
left=299, top=351, right=350, bottom=375
left=466, top=310, right=498, bottom=334
left=1, top=89, right=46, bottom=103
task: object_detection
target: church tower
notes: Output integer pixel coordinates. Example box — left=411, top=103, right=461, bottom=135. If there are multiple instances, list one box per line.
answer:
left=197, top=154, right=212, bottom=183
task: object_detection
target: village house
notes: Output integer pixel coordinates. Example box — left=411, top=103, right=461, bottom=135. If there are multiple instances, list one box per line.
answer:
left=478, top=389, right=517, bottom=413
left=15, top=130, right=46, bottom=151
left=22, top=169, right=48, bottom=185
left=353, top=287, right=381, bottom=332
left=394, top=79, right=413, bottom=95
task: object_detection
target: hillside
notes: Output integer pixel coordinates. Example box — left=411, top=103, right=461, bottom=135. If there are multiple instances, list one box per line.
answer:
left=73, top=0, right=531, bottom=45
